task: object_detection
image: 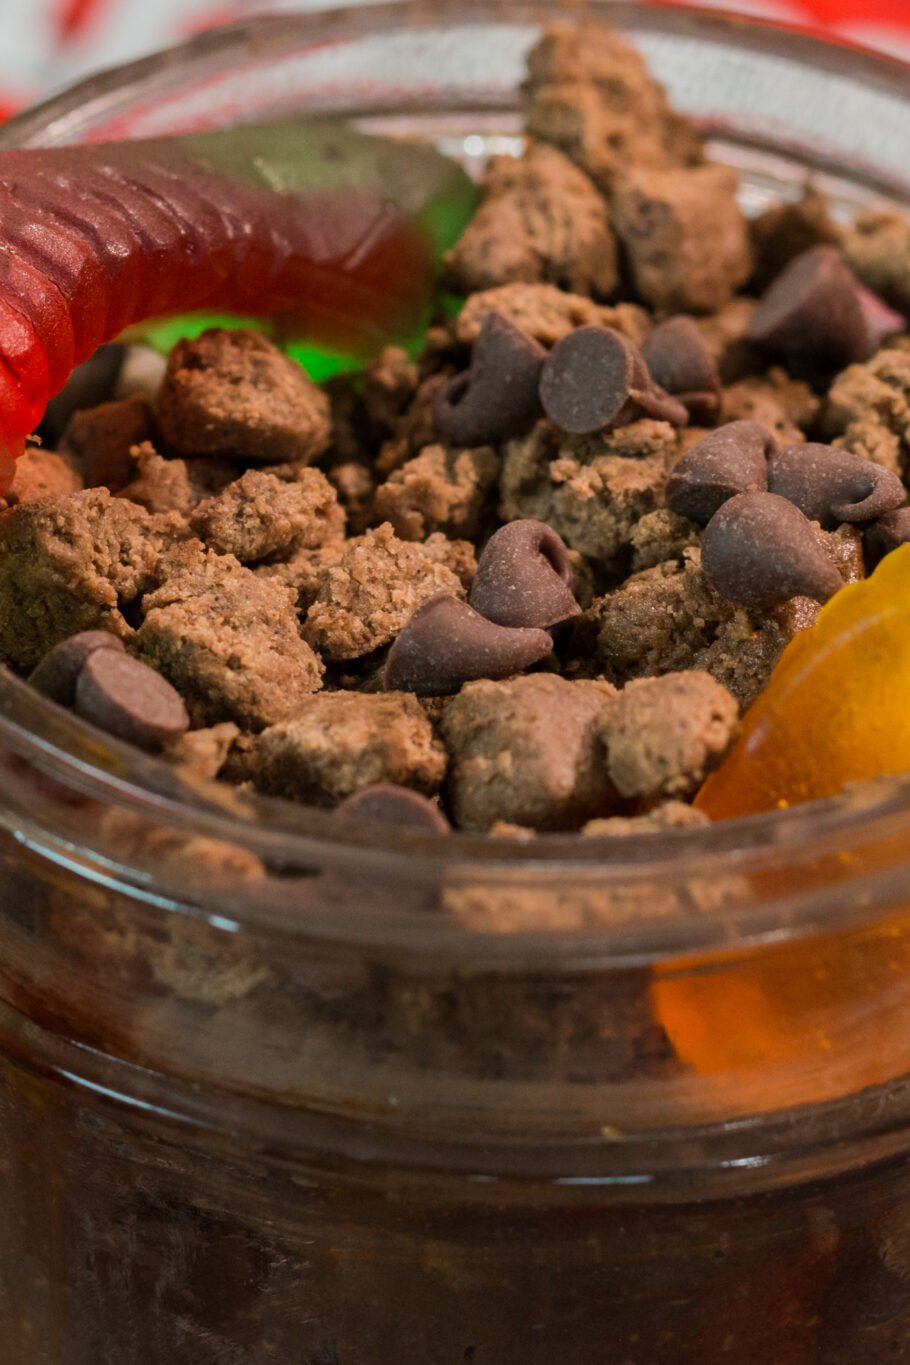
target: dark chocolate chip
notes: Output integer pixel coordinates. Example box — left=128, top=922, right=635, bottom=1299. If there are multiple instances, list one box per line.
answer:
left=383, top=592, right=553, bottom=696
left=768, top=443, right=905, bottom=529
left=666, top=421, right=773, bottom=526
left=857, top=284, right=906, bottom=354
left=540, top=325, right=688, bottom=435
left=745, top=245, right=871, bottom=377
left=74, top=650, right=190, bottom=751
left=701, top=492, right=844, bottom=609
left=864, top=506, right=910, bottom=568
left=434, top=312, right=545, bottom=446
left=640, top=316, right=722, bottom=422
left=336, top=783, right=451, bottom=833
left=28, top=630, right=126, bottom=706
left=469, top=519, right=581, bottom=630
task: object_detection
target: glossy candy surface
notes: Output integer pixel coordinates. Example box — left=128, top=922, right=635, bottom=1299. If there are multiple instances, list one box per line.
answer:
left=0, top=120, right=476, bottom=489
left=696, top=545, right=910, bottom=819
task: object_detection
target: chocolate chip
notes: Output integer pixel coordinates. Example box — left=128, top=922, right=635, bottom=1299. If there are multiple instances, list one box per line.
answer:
left=857, top=284, right=906, bottom=354
left=666, top=421, right=773, bottom=526
left=539, top=325, right=688, bottom=435
left=434, top=312, right=545, bottom=446
left=28, top=630, right=126, bottom=706
left=768, top=443, right=905, bottom=529
left=74, top=650, right=190, bottom=751
left=640, top=316, right=721, bottom=422
left=336, top=783, right=451, bottom=833
left=745, top=245, right=871, bottom=377
left=864, top=506, right=910, bottom=568
left=469, top=519, right=580, bottom=629
left=702, top=492, right=844, bottom=609
left=383, top=592, right=553, bottom=696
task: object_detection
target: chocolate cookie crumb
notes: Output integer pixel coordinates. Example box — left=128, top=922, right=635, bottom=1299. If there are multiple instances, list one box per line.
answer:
left=135, top=546, right=324, bottom=729
left=441, top=674, right=616, bottom=831
left=6, top=446, right=83, bottom=505
left=600, top=671, right=739, bottom=802
left=0, top=489, right=184, bottom=669
left=584, top=801, right=711, bottom=836
left=303, top=523, right=465, bottom=661
left=374, top=443, right=499, bottom=542
left=63, top=395, right=155, bottom=491
left=254, top=692, right=445, bottom=805
left=445, top=142, right=619, bottom=298
left=455, top=282, right=650, bottom=348
left=190, top=467, right=344, bottom=562
left=157, top=329, right=331, bottom=465
left=611, top=165, right=752, bottom=313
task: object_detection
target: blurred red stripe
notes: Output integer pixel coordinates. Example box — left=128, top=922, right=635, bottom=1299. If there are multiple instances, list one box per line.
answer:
left=56, top=0, right=108, bottom=42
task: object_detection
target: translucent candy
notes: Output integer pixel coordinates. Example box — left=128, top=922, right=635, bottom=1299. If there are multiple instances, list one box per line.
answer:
left=0, top=120, right=477, bottom=483
left=696, top=545, right=910, bottom=820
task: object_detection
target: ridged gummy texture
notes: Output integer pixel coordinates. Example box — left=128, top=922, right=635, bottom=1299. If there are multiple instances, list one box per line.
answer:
left=0, top=120, right=476, bottom=484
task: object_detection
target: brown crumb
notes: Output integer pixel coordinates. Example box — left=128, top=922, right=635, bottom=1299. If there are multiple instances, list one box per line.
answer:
left=190, top=467, right=344, bottom=563
left=441, top=674, right=617, bottom=831
left=842, top=209, right=910, bottom=316
left=135, top=545, right=324, bottom=729
left=374, top=443, right=500, bottom=542
left=500, top=421, right=672, bottom=570
left=749, top=189, right=839, bottom=292
left=600, top=671, right=739, bottom=803
left=157, top=329, right=331, bottom=465
left=722, top=368, right=820, bottom=447
left=302, top=523, right=465, bottom=661
left=362, top=346, right=419, bottom=429
left=523, top=22, right=702, bottom=192
left=253, top=691, right=446, bottom=805
left=445, top=142, right=619, bottom=299
left=0, top=489, right=185, bottom=669
left=167, top=722, right=241, bottom=780
left=824, top=346, right=910, bottom=479
left=628, top=507, right=700, bottom=572
left=583, top=801, right=711, bottom=836
left=611, top=164, right=753, bottom=314
left=6, top=447, right=83, bottom=505
left=455, top=282, right=650, bottom=348
left=63, top=395, right=155, bottom=490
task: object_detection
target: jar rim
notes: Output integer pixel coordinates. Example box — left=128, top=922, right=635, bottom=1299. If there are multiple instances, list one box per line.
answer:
left=2, top=0, right=910, bottom=961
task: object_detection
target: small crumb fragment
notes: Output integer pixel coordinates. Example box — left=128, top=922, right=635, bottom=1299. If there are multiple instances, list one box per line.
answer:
left=583, top=801, right=711, bottom=836
left=629, top=508, right=700, bottom=573
left=190, top=467, right=344, bottom=563
left=586, top=553, right=730, bottom=685
left=303, top=523, right=464, bottom=661
left=824, top=347, right=910, bottom=479
left=455, top=282, right=650, bottom=347
left=254, top=692, right=446, bottom=805
left=523, top=22, right=703, bottom=192
left=63, top=395, right=155, bottom=490
left=842, top=209, right=910, bottom=316
left=600, top=671, right=739, bottom=802
left=722, top=369, right=820, bottom=447
left=135, top=545, right=324, bottom=729
left=0, top=489, right=185, bottom=669
left=441, top=674, right=617, bottom=831
left=445, top=142, right=619, bottom=298
left=6, top=447, right=83, bottom=505
left=500, top=421, right=672, bottom=570
left=612, top=165, right=752, bottom=313
left=362, top=346, right=419, bottom=429
left=167, top=722, right=241, bottom=780
left=374, top=443, right=500, bottom=542
left=749, top=190, right=838, bottom=292
left=157, top=329, right=331, bottom=465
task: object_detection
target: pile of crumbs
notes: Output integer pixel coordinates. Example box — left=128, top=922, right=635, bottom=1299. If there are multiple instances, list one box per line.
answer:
left=9, top=19, right=910, bottom=840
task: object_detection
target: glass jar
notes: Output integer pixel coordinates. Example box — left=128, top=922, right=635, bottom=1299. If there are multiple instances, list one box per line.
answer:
left=3, top=4, right=910, bottom=1361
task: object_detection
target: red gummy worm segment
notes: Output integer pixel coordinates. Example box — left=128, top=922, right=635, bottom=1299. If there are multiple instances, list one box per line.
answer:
left=0, top=141, right=435, bottom=491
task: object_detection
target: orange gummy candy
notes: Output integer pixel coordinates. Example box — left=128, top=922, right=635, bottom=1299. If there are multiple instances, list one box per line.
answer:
left=696, top=544, right=910, bottom=820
